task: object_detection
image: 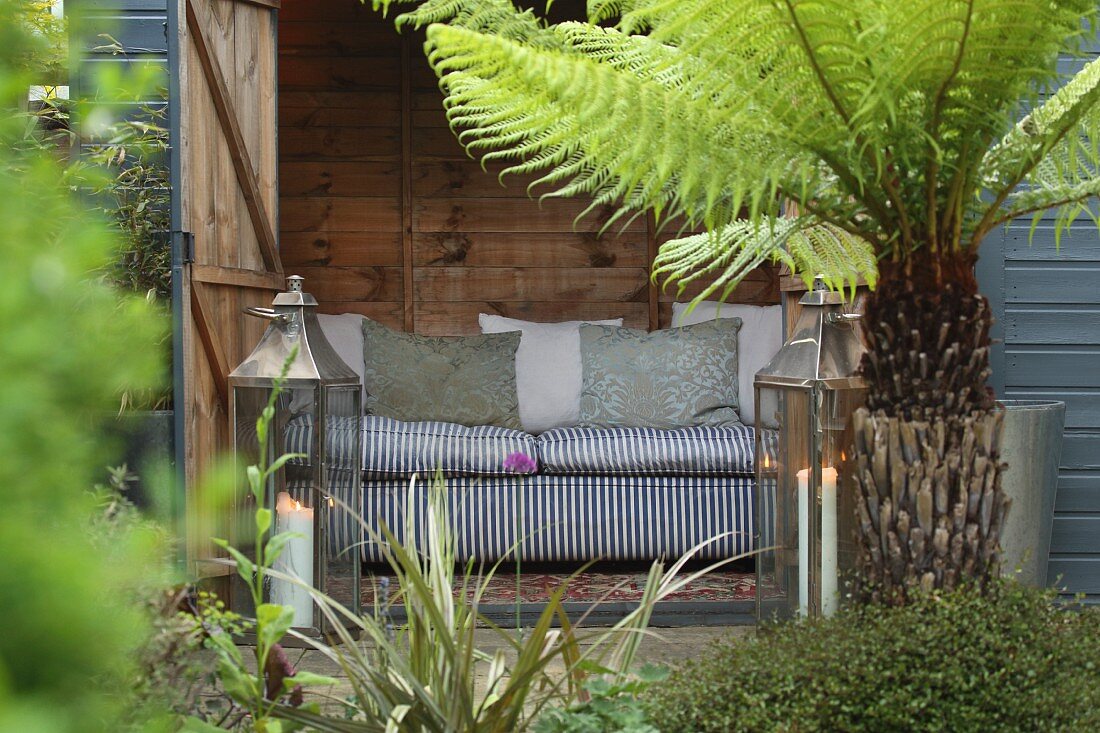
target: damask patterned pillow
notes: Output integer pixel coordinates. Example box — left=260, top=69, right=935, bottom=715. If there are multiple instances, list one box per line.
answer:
left=361, top=319, right=522, bottom=429
left=578, top=319, right=742, bottom=429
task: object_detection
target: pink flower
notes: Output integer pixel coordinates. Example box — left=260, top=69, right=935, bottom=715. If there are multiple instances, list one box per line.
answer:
left=503, top=452, right=537, bottom=474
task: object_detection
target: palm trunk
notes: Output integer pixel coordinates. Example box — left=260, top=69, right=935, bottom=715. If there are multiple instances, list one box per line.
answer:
left=851, top=252, right=1009, bottom=604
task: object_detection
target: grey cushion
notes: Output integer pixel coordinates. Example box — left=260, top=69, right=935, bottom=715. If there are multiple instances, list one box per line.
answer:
left=361, top=319, right=522, bottom=429
left=578, top=319, right=742, bottom=429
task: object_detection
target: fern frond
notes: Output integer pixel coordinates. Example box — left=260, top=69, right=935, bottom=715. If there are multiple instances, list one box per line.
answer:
left=372, top=0, right=544, bottom=39
left=426, top=23, right=783, bottom=230
left=653, top=218, right=877, bottom=306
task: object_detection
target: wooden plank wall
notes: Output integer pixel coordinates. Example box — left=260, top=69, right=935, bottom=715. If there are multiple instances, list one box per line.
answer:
left=278, top=0, right=779, bottom=336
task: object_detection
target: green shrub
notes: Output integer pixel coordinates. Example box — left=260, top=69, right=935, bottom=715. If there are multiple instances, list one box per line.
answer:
left=646, top=582, right=1100, bottom=733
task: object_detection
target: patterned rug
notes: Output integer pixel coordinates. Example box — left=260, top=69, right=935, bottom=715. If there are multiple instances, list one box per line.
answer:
left=359, top=567, right=756, bottom=606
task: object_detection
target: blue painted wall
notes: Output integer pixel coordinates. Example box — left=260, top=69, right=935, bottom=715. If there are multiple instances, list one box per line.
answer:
left=978, top=41, right=1100, bottom=595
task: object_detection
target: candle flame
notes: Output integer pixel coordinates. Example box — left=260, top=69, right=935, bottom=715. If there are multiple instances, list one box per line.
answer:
left=763, top=454, right=771, bottom=469
left=328, top=496, right=335, bottom=508
left=293, top=499, right=302, bottom=511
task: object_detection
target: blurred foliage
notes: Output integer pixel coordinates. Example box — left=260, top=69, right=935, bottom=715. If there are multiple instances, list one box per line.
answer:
left=0, top=0, right=171, bottom=731
left=646, top=581, right=1100, bottom=732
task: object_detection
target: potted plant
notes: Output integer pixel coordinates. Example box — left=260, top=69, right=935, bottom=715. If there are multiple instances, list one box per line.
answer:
left=374, top=0, right=1098, bottom=600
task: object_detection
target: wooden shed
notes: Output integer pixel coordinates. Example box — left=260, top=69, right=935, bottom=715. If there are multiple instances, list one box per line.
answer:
left=77, top=0, right=1100, bottom=597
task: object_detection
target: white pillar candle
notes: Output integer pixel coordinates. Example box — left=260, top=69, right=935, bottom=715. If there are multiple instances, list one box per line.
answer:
left=820, top=467, right=839, bottom=617
left=797, top=468, right=809, bottom=617
left=273, top=491, right=315, bottom=628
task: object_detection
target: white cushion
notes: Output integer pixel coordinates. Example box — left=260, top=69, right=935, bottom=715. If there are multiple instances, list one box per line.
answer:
left=317, top=313, right=366, bottom=390
left=672, top=302, right=783, bottom=426
left=479, top=314, right=622, bottom=433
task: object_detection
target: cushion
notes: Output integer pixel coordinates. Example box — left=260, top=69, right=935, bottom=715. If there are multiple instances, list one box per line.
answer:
left=285, top=414, right=537, bottom=478
left=578, top=319, right=742, bottom=429
left=362, top=416, right=537, bottom=478
left=672, top=302, right=783, bottom=426
left=317, top=313, right=366, bottom=391
left=479, top=314, right=623, bottom=433
left=537, top=424, right=757, bottom=476
left=361, top=319, right=523, bottom=429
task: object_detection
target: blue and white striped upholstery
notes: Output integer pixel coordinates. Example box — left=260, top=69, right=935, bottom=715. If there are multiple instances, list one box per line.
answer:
left=537, top=424, right=757, bottom=476
left=327, top=474, right=767, bottom=563
left=285, top=414, right=537, bottom=478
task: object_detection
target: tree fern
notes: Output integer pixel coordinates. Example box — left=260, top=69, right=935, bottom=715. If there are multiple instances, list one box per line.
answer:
left=373, top=0, right=1099, bottom=299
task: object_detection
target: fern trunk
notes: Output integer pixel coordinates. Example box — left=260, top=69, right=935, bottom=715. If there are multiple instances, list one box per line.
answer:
left=851, top=253, right=1009, bottom=604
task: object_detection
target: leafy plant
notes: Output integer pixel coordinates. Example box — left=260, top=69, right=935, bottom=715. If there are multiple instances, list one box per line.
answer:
left=0, top=0, right=167, bottom=729
left=645, top=581, right=1100, bottom=733
left=370, top=0, right=1100, bottom=600
left=198, top=349, right=336, bottom=732
left=251, top=470, right=750, bottom=733
left=534, top=665, right=667, bottom=733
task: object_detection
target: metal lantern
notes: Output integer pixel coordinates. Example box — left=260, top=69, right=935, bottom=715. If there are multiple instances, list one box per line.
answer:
left=228, top=275, right=361, bottom=637
left=755, top=277, right=866, bottom=619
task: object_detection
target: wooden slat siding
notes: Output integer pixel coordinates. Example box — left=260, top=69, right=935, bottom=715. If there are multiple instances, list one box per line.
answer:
left=185, top=0, right=281, bottom=274
left=170, top=0, right=281, bottom=580
left=278, top=0, right=779, bottom=339
left=976, top=45, right=1100, bottom=596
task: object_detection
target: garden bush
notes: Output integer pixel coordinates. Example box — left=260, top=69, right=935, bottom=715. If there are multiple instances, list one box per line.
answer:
left=646, top=581, right=1100, bottom=733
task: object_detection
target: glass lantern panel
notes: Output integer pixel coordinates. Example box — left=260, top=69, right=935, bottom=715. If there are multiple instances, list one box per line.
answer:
left=821, top=386, right=868, bottom=608
left=755, top=385, right=814, bottom=619
left=320, top=385, right=362, bottom=623
left=231, top=383, right=320, bottom=629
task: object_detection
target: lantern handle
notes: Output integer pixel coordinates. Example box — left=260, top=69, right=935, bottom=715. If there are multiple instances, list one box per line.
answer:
left=243, top=306, right=290, bottom=324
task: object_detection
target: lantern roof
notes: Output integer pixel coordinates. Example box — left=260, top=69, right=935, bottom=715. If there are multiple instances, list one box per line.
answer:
left=229, top=276, right=360, bottom=388
left=754, top=277, right=866, bottom=390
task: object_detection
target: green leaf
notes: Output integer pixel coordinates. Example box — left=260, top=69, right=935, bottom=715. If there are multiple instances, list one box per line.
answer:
left=181, top=716, right=228, bottom=733
left=218, top=656, right=259, bottom=705
left=284, top=671, right=340, bottom=689
left=256, top=603, right=296, bottom=649
left=211, top=539, right=256, bottom=580
left=246, top=465, right=263, bottom=495
left=268, top=452, right=308, bottom=476
left=264, top=530, right=301, bottom=567
left=256, top=507, right=273, bottom=535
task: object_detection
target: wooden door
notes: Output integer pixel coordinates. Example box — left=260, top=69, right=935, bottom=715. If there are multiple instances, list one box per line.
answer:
left=169, top=0, right=282, bottom=572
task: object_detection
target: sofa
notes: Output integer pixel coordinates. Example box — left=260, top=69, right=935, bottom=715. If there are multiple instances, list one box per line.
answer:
left=306, top=303, right=782, bottom=565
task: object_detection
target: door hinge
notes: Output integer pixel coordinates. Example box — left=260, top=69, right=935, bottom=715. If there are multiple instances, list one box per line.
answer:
left=173, top=231, right=195, bottom=264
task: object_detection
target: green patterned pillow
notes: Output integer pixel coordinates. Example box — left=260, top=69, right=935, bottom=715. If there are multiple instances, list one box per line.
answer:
left=578, top=319, right=742, bottom=429
left=361, top=319, right=522, bottom=429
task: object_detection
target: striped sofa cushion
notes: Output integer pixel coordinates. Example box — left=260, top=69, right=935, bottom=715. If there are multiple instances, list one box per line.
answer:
left=285, top=415, right=538, bottom=478
left=536, top=424, right=757, bottom=476
left=362, top=416, right=536, bottom=478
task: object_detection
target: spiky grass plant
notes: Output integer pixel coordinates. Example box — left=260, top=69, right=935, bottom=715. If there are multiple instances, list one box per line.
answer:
left=369, top=0, right=1100, bottom=602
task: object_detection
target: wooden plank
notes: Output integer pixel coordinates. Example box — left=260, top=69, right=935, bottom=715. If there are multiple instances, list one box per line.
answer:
left=656, top=266, right=781, bottom=305
left=414, top=197, right=648, bottom=233
left=290, top=266, right=404, bottom=302
left=279, top=126, right=402, bottom=161
left=401, top=34, right=414, bottom=331
left=1055, top=472, right=1100, bottom=512
left=411, top=159, right=545, bottom=198
left=279, top=0, right=384, bottom=21
left=189, top=280, right=230, bottom=412
left=414, top=301, right=649, bottom=336
left=185, top=0, right=281, bottom=274
left=232, top=0, right=279, bottom=9
left=1051, top=514, right=1100, bottom=553
left=412, top=231, right=648, bottom=268
left=277, top=55, right=401, bottom=89
left=1003, top=389, right=1100, bottom=429
left=1004, top=307, right=1100, bottom=345
left=646, top=211, right=659, bottom=330
left=1004, top=226, right=1100, bottom=262
left=1006, top=265, right=1100, bottom=304
left=411, top=125, right=475, bottom=159
left=280, top=90, right=401, bottom=110
left=278, top=22, right=400, bottom=55
left=1063, top=433, right=1100, bottom=470
left=279, top=160, right=402, bottom=197
left=192, top=264, right=284, bottom=290
left=280, top=105, right=402, bottom=128
left=414, top=267, right=649, bottom=303
left=317, top=300, right=405, bottom=329
left=280, top=197, right=402, bottom=232
left=280, top=231, right=404, bottom=268
left=1006, top=351, right=1100, bottom=388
